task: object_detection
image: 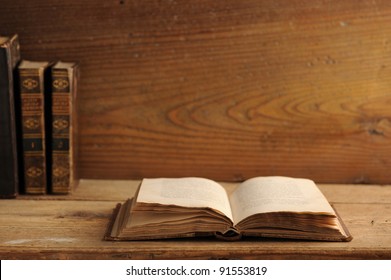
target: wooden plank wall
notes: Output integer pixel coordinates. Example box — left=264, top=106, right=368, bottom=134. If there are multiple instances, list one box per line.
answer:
left=1, top=0, right=391, bottom=183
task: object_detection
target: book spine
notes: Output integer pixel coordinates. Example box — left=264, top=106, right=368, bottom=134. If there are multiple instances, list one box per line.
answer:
left=0, top=35, right=20, bottom=198
left=51, top=67, right=77, bottom=194
left=19, top=67, right=47, bottom=194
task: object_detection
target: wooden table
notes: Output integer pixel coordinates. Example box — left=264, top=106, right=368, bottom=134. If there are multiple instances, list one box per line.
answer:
left=0, top=180, right=390, bottom=259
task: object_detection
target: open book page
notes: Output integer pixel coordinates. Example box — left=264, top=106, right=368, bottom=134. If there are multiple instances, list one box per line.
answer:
left=136, top=178, right=233, bottom=221
left=229, top=176, right=335, bottom=225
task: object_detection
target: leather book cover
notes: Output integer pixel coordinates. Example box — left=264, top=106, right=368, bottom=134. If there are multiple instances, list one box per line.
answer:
left=0, top=34, right=21, bottom=198
left=51, top=62, right=79, bottom=194
left=103, top=203, right=217, bottom=241
left=104, top=203, right=352, bottom=242
left=18, top=60, right=51, bottom=194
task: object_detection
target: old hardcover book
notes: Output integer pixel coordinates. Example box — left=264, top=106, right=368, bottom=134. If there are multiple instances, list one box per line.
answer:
left=18, top=60, right=51, bottom=194
left=106, top=176, right=352, bottom=241
left=51, top=61, right=79, bottom=194
left=0, top=35, right=21, bottom=198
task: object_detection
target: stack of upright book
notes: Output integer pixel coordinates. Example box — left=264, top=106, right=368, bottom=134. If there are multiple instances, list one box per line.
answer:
left=0, top=34, right=79, bottom=197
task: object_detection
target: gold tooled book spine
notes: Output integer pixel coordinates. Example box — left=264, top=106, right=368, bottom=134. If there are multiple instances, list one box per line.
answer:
left=51, top=64, right=78, bottom=194
left=19, top=65, right=48, bottom=194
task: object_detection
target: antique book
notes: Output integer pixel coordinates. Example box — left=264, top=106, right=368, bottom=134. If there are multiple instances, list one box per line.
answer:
left=18, top=60, right=51, bottom=194
left=0, top=35, right=21, bottom=198
left=51, top=61, right=79, bottom=194
left=106, top=176, right=352, bottom=241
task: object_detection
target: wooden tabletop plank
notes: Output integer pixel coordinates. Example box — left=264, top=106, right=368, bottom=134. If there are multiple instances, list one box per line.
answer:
left=1, top=181, right=390, bottom=259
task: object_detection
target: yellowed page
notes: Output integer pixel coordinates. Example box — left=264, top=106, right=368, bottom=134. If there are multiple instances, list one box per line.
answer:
left=136, top=177, right=233, bottom=221
left=128, top=211, right=198, bottom=227
left=229, top=176, right=335, bottom=224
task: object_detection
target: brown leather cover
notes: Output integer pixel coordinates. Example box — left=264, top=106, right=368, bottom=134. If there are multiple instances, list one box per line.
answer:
left=0, top=35, right=21, bottom=198
left=51, top=62, right=79, bottom=194
left=104, top=203, right=352, bottom=242
left=18, top=60, right=51, bottom=194
left=103, top=203, right=122, bottom=241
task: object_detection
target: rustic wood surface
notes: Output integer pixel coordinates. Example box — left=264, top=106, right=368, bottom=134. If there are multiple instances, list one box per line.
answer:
left=2, top=1, right=391, bottom=183
left=0, top=180, right=390, bottom=259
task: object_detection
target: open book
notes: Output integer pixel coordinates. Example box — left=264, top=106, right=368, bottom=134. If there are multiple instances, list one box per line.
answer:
left=105, top=176, right=352, bottom=241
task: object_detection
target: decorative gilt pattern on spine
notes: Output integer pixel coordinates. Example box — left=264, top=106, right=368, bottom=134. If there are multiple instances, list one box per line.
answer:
left=19, top=62, right=49, bottom=194
left=51, top=62, right=78, bottom=194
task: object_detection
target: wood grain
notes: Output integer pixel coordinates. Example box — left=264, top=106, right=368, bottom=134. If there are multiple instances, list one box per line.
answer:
left=2, top=1, right=391, bottom=182
left=1, top=180, right=391, bottom=259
